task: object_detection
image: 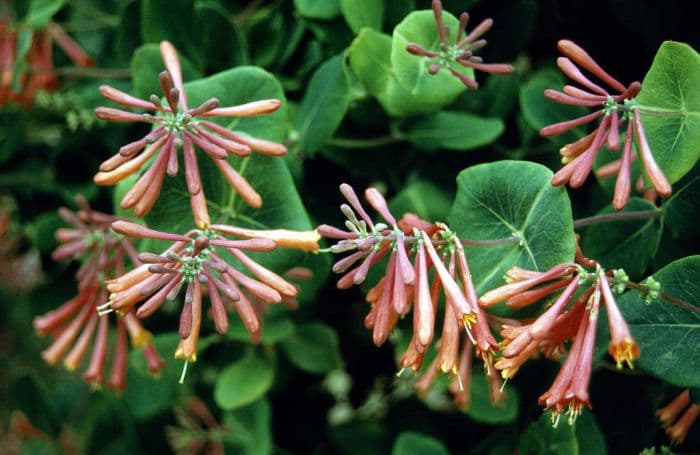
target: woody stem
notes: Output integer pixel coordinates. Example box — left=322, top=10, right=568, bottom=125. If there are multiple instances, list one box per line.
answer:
left=611, top=279, right=700, bottom=314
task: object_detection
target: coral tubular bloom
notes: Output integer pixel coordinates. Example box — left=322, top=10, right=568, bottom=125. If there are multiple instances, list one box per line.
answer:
left=598, top=270, right=638, bottom=368
left=405, top=0, right=513, bottom=89
left=100, top=221, right=299, bottom=361
left=34, top=198, right=164, bottom=390
left=94, top=41, right=287, bottom=220
left=542, top=40, right=672, bottom=209
left=657, top=390, right=700, bottom=445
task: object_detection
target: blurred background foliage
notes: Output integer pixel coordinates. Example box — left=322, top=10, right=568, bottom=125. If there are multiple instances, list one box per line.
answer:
left=1, top=0, right=699, bottom=453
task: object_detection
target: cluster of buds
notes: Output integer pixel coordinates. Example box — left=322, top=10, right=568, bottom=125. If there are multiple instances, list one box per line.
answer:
left=94, top=41, right=287, bottom=226
left=166, top=397, right=228, bottom=455
left=97, top=220, right=318, bottom=370
left=405, top=0, right=514, bottom=89
left=541, top=40, right=671, bottom=210
left=1, top=17, right=93, bottom=107
left=656, top=389, right=700, bottom=445
left=484, top=241, right=638, bottom=425
left=33, top=197, right=164, bottom=391
left=319, top=184, right=503, bottom=407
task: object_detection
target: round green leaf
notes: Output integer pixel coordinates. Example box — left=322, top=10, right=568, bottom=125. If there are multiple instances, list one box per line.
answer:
left=617, top=255, right=700, bottom=388
left=340, top=0, right=384, bottom=33
left=296, top=55, right=351, bottom=156
left=519, top=412, right=577, bottom=455
left=280, top=322, right=343, bottom=374
left=520, top=69, right=589, bottom=147
left=397, top=111, right=504, bottom=151
left=123, top=332, right=182, bottom=420
left=389, top=179, right=453, bottom=222
left=294, top=0, right=340, bottom=19
left=581, top=198, right=662, bottom=280
left=222, top=398, right=272, bottom=455
left=391, top=11, right=471, bottom=106
left=447, top=161, right=575, bottom=293
left=662, top=165, right=700, bottom=238
left=465, top=372, right=520, bottom=424
left=636, top=41, right=700, bottom=183
left=392, top=432, right=449, bottom=455
left=215, top=350, right=275, bottom=410
left=140, top=0, right=203, bottom=68
left=227, top=305, right=296, bottom=344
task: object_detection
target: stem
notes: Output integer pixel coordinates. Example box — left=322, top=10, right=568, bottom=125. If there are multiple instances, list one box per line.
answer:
left=573, top=209, right=660, bottom=229
left=620, top=280, right=700, bottom=314
left=326, top=135, right=401, bottom=149
left=0, top=64, right=131, bottom=79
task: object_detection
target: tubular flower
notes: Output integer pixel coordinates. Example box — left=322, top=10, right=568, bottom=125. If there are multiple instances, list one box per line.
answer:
left=405, top=0, right=514, bottom=89
left=1, top=17, right=93, bottom=107
left=541, top=40, right=671, bottom=210
left=319, top=184, right=503, bottom=406
left=657, top=389, right=700, bottom=446
left=166, top=397, right=228, bottom=455
left=33, top=197, right=164, bottom=390
left=487, top=240, right=639, bottom=424
left=94, top=41, right=287, bottom=225
left=98, top=220, right=303, bottom=366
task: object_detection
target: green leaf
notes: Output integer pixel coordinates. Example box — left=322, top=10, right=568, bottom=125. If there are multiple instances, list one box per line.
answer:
left=296, top=55, right=351, bottom=156
left=215, top=350, right=275, bottom=410
left=391, top=11, right=471, bottom=106
left=26, top=0, right=65, bottom=28
left=519, top=412, right=577, bottom=455
left=226, top=305, right=295, bottom=344
left=448, top=161, right=575, bottom=293
left=140, top=0, right=203, bottom=69
left=397, top=111, right=504, bottom=151
left=294, top=0, right=341, bottom=19
left=10, top=375, right=61, bottom=437
left=141, top=67, right=313, bottom=273
left=465, top=372, right=520, bottom=424
left=392, top=431, right=450, bottom=455
left=617, top=255, right=700, bottom=388
left=575, top=412, right=608, bottom=455
left=581, top=198, right=662, bottom=279
left=123, top=332, right=182, bottom=420
left=347, top=28, right=460, bottom=117
left=520, top=69, right=589, bottom=146
left=340, top=0, right=384, bottom=33
left=389, top=179, right=453, bottom=222
left=130, top=43, right=200, bottom=100
left=280, top=322, right=343, bottom=374
left=636, top=41, right=700, bottom=183
left=690, top=387, right=700, bottom=405
left=662, top=164, right=700, bottom=238
left=222, top=399, right=272, bottom=455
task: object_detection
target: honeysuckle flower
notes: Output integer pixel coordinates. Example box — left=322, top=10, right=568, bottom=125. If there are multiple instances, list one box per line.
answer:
left=98, top=220, right=300, bottom=366
left=94, top=41, right=287, bottom=226
left=541, top=40, right=671, bottom=210
left=405, top=0, right=514, bottom=89
left=0, top=18, right=93, bottom=107
left=488, top=241, right=639, bottom=423
left=657, top=389, right=700, bottom=445
left=33, top=197, right=164, bottom=390
left=321, top=183, right=503, bottom=406
left=166, top=397, right=228, bottom=455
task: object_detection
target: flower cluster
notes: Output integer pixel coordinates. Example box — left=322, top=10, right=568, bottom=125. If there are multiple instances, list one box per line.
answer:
left=98, top=220, right=317, bottom=367
left=33, top=197, right=164, bottom=391
left=656, top=389, right=700, bottom=445
left=541, top=40, right=671, bottom=210
left=405, top=0, right=514, bottom=89
left=94, top=41, right=287, bottom=226
left=166, top=397, right=228, bottom=455
left=1, top=17, right=93, bottom=107
left=485, top=241, right=638, bottom=425
left=319, top=184, right=503, bottom=407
